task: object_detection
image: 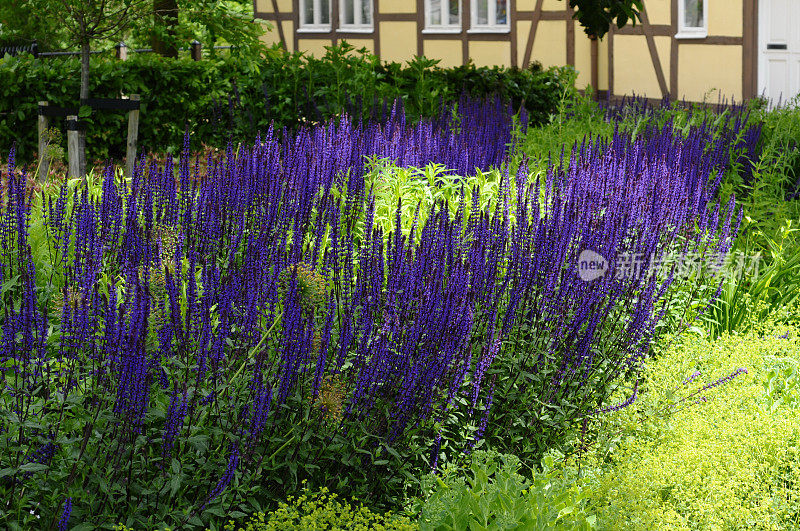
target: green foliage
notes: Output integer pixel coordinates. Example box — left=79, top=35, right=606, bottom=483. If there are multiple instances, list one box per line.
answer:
left=411, top=450, right=597, bottom=530
left=358, top=159, right=506, bottom=238
left=706, top=217, right=800, bottom=338
left=0, top=0, right=68, bottom=49
left=0, top=0, right=266, bottom=55
left=129, top=0, right=268, bottom=57
left=520, top=81, right=610, bottom=171
left=748, top=95, right=800, bottom=204
left=0, top=43, right=568, bottom=163
left=567, top=0, right=643, bottom=39
left=569, top=321, right=800, bottom=530
left=220, top=485, right=416, bottom=530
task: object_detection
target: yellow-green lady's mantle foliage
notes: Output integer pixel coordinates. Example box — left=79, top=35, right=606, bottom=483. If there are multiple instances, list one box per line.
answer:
left=221, top=486, right=416, bottom=531
left=572, top=321, right=800, bottom=530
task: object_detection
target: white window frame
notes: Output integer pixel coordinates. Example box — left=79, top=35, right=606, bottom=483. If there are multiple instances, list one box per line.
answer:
left=469, top=0, right=510, bottom=33
left=339, top=0, right=374, bottom=33
left=676, top=0, right=708, bottom=39
left=298, top=0, right=331, bottom=32
left=424, top=0, right=462, bottom=34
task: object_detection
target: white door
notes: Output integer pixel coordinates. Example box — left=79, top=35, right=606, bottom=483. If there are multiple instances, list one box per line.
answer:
left=758, top=0, right=800, bottom=105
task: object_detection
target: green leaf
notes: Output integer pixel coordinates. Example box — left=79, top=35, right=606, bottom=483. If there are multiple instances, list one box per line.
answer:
left=78, top=105, right=92, bottom=118
left=18, top=462, right=48, bottom=473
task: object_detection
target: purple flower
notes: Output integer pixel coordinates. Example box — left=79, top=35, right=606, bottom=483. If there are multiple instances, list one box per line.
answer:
left=204, top=443, right=240, bottom=507
left=594, top=379, right=639, bottom=415
left=698, top=367, right=748, bottom=392
left=58, top=497, right=72, bottom=531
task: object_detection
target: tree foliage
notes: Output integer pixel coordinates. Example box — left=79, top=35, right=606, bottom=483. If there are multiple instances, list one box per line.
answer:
left=566, top=0, right=644, bottom=39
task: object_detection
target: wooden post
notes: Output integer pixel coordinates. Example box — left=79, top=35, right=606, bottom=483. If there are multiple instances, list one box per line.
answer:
left=37, top=101, right=50, bottom=183
left=115, top=41, right=128, bottom=61
left=590, top=35, right=599, bottom=101
left=125, top=95, right=140, bottom=179
left=67, top=115, right=79, bottom=180
left=190, top=40, right=202, bottom=61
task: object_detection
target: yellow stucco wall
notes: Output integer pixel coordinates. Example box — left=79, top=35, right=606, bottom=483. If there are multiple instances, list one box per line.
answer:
left=597, top=37, right=608, bottom=91
left=380, top=21, right=418, bottom=63
left=423, top=40, right=462, bottom=67
left=283, top=21, right=296, bottom=52
left=574, top=33, right=592, bottom=88
left=645, top=0, right=672, bottom=26
left=259, top=20, right=295, bottom=51
left=516, top=20, right=531, bottom=65
left=614, top=34, right=662, bottom=96
left=678, top=44, right=742, bottom=101
left=297, top=39, right=331, bottom=57
left=257, top=20, right=283, bottom=48
left=531, top=21, right=566, bottom=67
left=542, top=0, right=563, bottom=12
left=709, top=0, right=743, bottom=36
left=379, top=0, right=417, bottom=13
left=468, top=41, right=511, bottom=68
left=255, top=0, right=291, bottom=12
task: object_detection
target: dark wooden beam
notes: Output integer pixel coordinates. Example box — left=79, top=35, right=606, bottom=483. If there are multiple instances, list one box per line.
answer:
left=640, top=5, right=669, bottom=96
left=521, top=0, right=544, bottom=67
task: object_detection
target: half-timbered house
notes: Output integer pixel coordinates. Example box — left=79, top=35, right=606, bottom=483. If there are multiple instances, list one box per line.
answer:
left=253, top=1, right=798, bottom=103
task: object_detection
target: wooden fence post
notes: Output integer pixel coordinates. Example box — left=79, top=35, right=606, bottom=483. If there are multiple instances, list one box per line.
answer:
left=190, top=40, right=202, bottom=61
left=37, top=101, right=50, bottom=183
left=67, top=115, right=79, bottom=180
left=115, top=41, right=128, bottom=61
left=125, top=94, right=140, bottom=179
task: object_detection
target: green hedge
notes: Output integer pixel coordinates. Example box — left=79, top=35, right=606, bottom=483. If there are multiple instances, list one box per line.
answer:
left=0, top=43, right=569, bottom=163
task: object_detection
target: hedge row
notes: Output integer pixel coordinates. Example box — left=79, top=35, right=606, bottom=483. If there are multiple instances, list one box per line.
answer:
left=0, top=43, right=570, bottom=163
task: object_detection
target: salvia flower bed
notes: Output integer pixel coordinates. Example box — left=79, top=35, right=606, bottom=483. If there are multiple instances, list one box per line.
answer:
left=0, top=97, right=753, bottom=529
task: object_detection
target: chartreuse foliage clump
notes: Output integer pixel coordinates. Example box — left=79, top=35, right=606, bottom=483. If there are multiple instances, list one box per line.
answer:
left=569, top=319, right=800, bottom=530
left=219, top=484, right=415, bottom=531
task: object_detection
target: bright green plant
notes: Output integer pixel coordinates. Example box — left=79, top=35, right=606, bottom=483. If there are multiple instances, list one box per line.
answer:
left=569, top=322, right=800, bottom=530
left=220, top=485, right=416, bottom=531
left=412, top=450, right=597, bottom=530
left=706, top=217, right=800, bottom=338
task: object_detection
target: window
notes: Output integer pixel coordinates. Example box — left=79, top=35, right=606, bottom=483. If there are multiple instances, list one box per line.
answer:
left=470, top=0, right=509, bottom=32
left=340, top=0, right=373, bottom=31
left=299, top=0, right=331, bottom=31
left=677, top=0, right=707, bottom=38
left=425, top=0, right=460, bottom=32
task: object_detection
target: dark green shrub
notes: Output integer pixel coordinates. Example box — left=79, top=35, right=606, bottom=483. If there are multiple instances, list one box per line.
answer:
left=0, top=43, right=569, bottom=163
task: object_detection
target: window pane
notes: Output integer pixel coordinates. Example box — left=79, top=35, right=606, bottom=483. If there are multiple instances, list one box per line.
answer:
left=684, top=0, right=703, bottom=28
left=343, top=0, right=354, bottom=25
left=320, top=0, right=329, bottom=24
left=496, top=0, right=507, bottom=25
left=430, top=0, right=442, bottom=25
left=303, top=0, right=313, bottom=25
left=361, top=0, right=371, bottom=25
left=449, top=0, right=459, bottom=25
left=476, top=0, right=488, bottom=25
